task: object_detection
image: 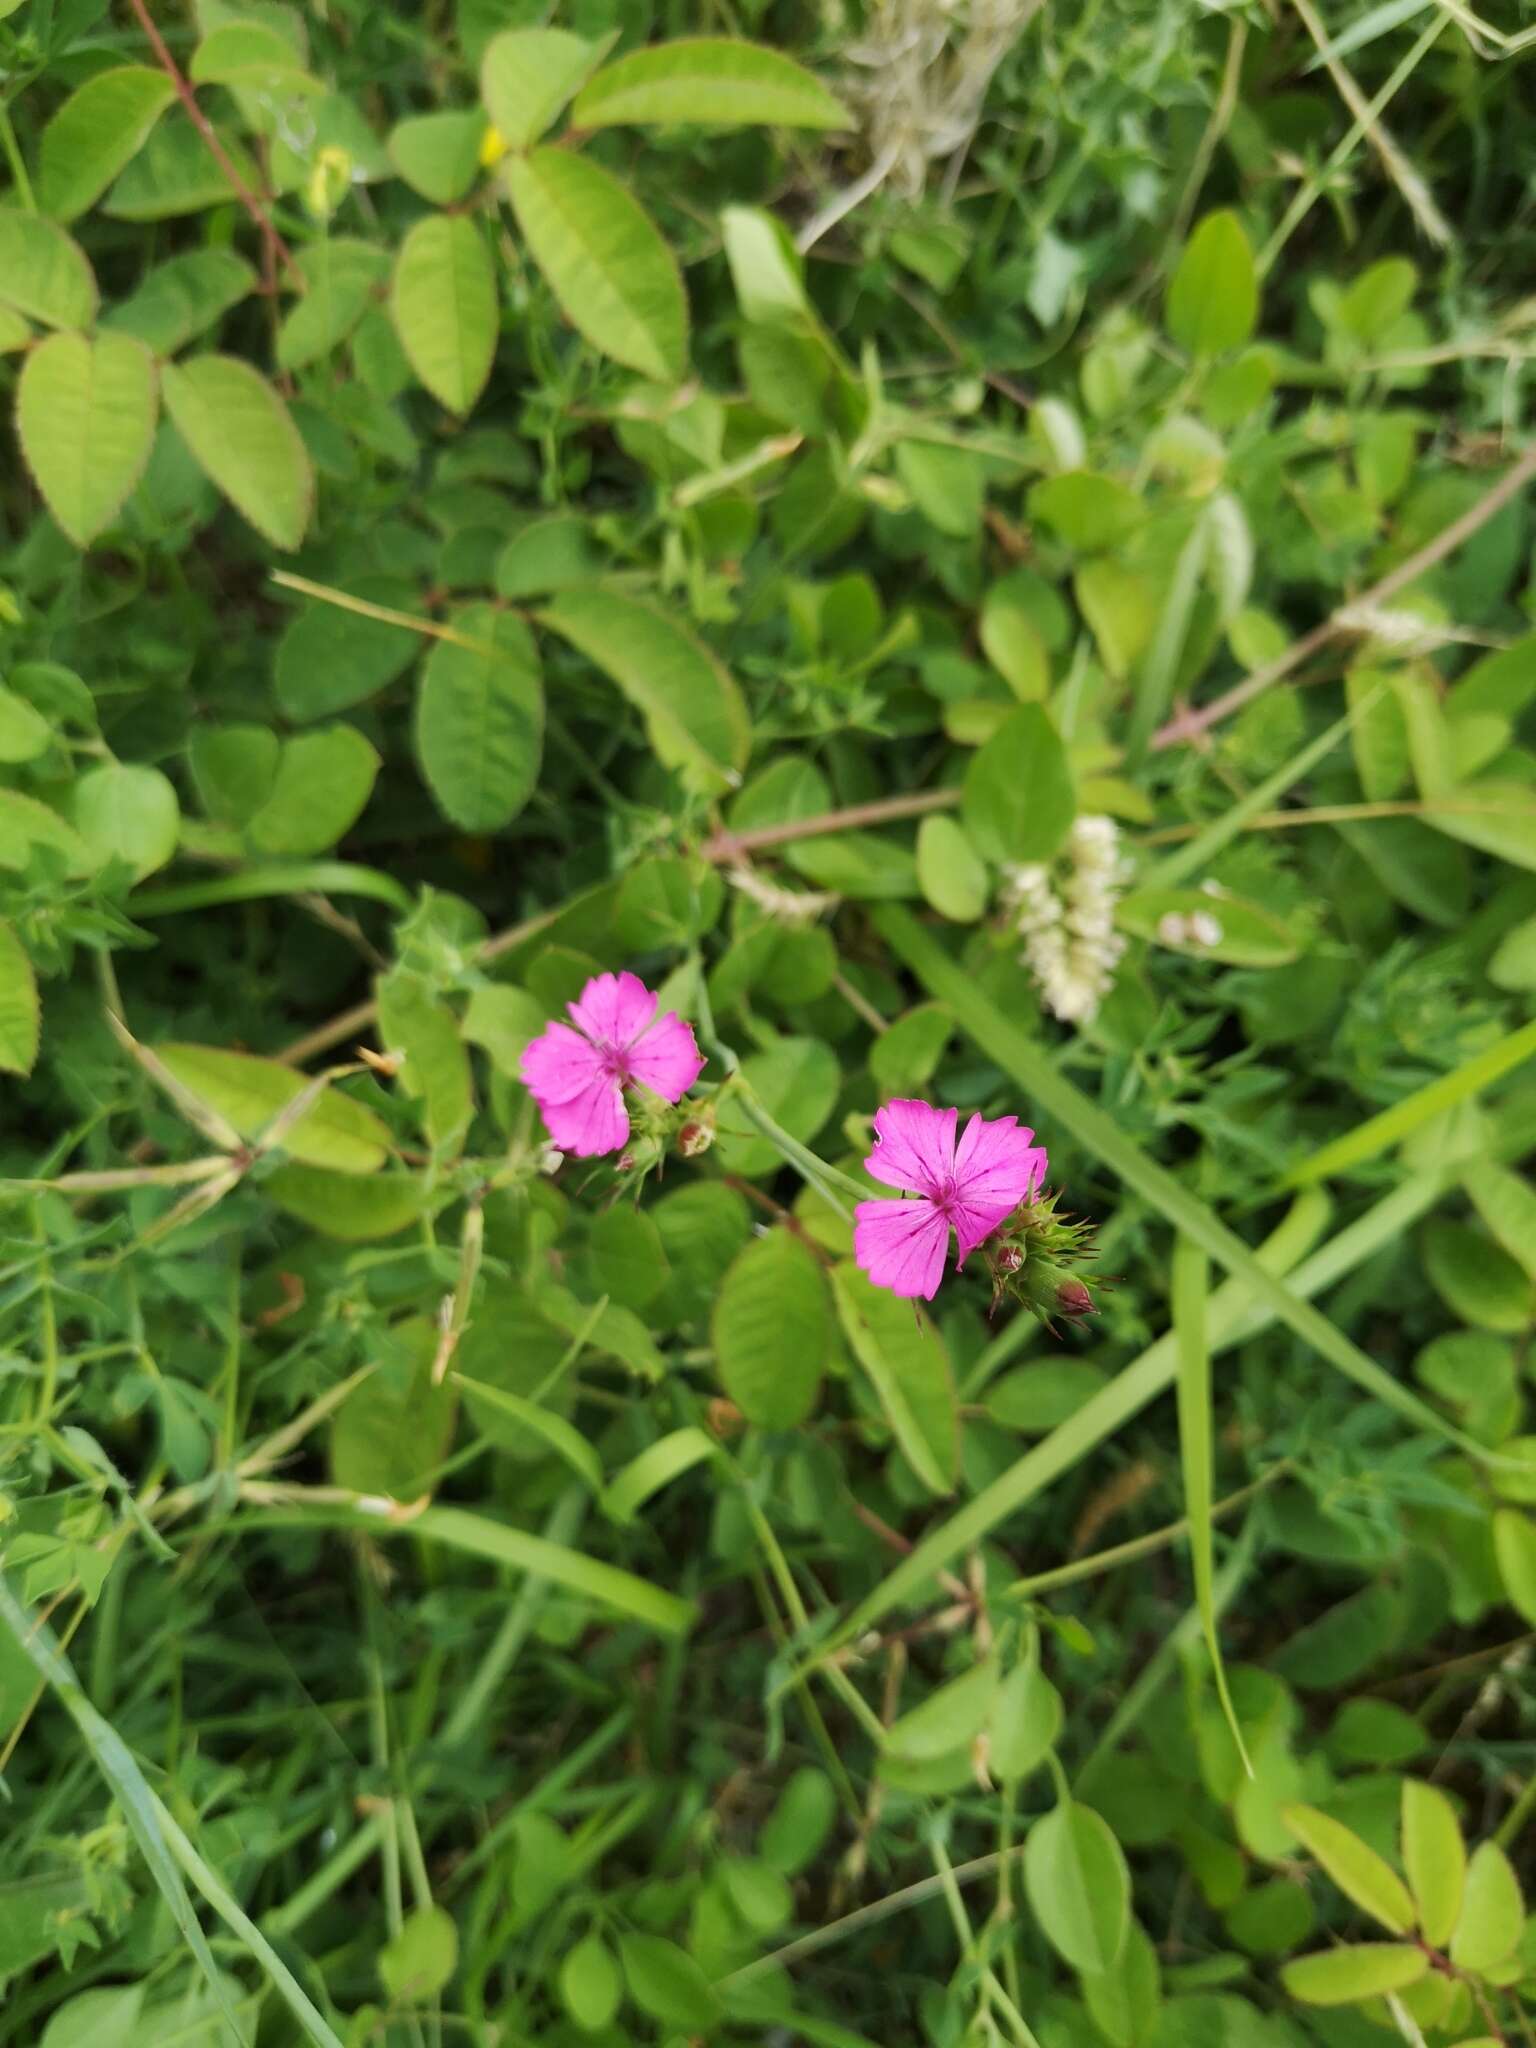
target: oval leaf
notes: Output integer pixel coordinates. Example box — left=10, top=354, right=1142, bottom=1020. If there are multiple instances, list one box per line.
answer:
left=415, top=606, right=544, bottom=831
left=1023, top=1800, right=1130, bottom=1975
left=17, top=331, right=158, bottom=548
left=245, top=726, right=379, bottom=856
left=916, top=813, right=988, bottom=922
left=885, top=1657, right=997, bottom=1763
left=1281, top=1803, right=1415, bottom=1934
left=1280, top=1944, right=1426, bottom=2007
left=573, top=38, right=850, bottom=130
left=538, top=586, right=748, bottom=790
left=1450, top=1839, right=1524, bottom=1972
left=0, top=208, right=98, bottom=328
left=162, top=354, right=313, bottom=550
left=37, top=67, right=176, bottom=221
left=75, top=762, right=179, bottom=881
left=156, top=1044, right=391, bottom=1173
left=1400, top=1779, right=1465, bottom=1947
left=962, top=704, right=1075, bottom=866
left=482, top=28, right=605, bottom=147
left=505, top=147, right=687, bottom=383
left=712, top=1228, right=829, bottom=1429
left=1166, top=210, right=1258, bottom=356
left=0, top=921, right=40, bottom=1077
left=1119, top=884, right=1300, bottom=968
left=389, top=213, right=497, bottom=415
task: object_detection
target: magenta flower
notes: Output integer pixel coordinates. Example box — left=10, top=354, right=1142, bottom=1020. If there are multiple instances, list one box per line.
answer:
left=520, top=971, right=705, bottom=1158
left=854, top=1099, right=1048, bottom=1301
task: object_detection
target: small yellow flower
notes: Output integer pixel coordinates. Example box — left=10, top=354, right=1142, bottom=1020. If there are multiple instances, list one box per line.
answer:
left=304, top=145, right=352, bottom=220
left=478, top=124, right=508, bottom=168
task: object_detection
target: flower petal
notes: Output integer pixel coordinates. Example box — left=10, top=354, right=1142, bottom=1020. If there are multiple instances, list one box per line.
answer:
left=536, top=1070, right=630, bottom=1157
left=953, top=1112, right=1048, bottom=1213
left=854, top=1196, right=950, bottom=1301
left=627, top=1009, right=705, bottom=1103
left=863, top=1099, right=958, bottom=1198
left=521, top=1020, right=608, bottom=1105
left=567, top=970, right=657, bottom=1049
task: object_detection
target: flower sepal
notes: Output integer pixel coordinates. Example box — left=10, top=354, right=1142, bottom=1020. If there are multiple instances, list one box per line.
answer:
left=983, top=1190, right=1101, bottom=1328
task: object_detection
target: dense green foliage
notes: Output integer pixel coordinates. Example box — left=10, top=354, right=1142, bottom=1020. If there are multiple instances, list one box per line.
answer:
left=6, top=0, right=1536, bottom=2043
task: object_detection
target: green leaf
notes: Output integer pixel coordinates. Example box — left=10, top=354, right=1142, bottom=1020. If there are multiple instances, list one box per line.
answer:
left=1281, top=1803, right=1415, bottom=1934
left=619, top=1932, right=719, bottom=2031
left=573, top=37, right=849, bottom=129
left=389, top=213, right=498, bottom=414
left=713, top=1228, right=829, bottom=1428
left=388, top=110, right=486, bottom=204
left=1489, top=913, right=1536, bottom=991
left=189, top=21, right=315, bottom=92
left=760, top=1767, right=836, bottom=1876
left=505, top=147, right=687, bottom=383
left=0, top=684, right=52, bottom=763
left=162, top=355, right=313, bottom=550
left=962, top=704, right=1075, bottom=866
left=601, top=1426, right=717, bottom=1524
left=268, top=1165, right=426, bottom=1242
left=0, top=922, right=40, bottom=1077
left=274, top=581, right=418, bottom=722
left=784, top=831, right=918, bottom=898
left=331, top=1319, right=455, bottom=1498
left=1023, top=1800, right=1130, bottom=1975
left=560, top=1933, right=622, bottom=2031
left=462, top=983, right=547, bottom=1076
left=1119, top=884, right=1301, bottom=967
left=415, top=606, right=544, bottom=831
left=885, top=1656, right=997, bottom=1762
left=831, top=1262, right=958, bottom=1494
left=277, top=238, right=390, bottom=371
left=188, top=724, right=278, bottom=825
left=106, top=247, right=256, bottom=355
left=895, top=440, right=984, bottom=537
left=37, top=66, right=176, bottom=221
left=377, top=968, right=474, bottom=1153
left=1423, top=1220, right=1530, bottom=1333
left=1279, top=1944, right=1426, bottom=2006
left=1494, top=1508, right=1536, bottom=1623
left=482, top=28, right=606, bottom=146
left=989, top=1653, right=1064, bottom=1782
left=1027, top=471, right=1145, bottom=552
left=0, top=788, right=92, bottom=874
left=1425, top=779, right=1536, bottom=871
left=916, top=813, right=988, bottom=921
left=451, top=1374, right=602, bottom=1491
left=539, top=587, right=748, bottom=790
left=986, top=1359, right=1107, bottom=1434
left=1400, top=1779, right=1464, bottom=1946
left=379, top=1905, right=458, bottom=2002
left=103, top=111, right=263, bottom=222
left=0, top=208, right=97, bottom=327
left=1450, top=1839, right=1524, bottom=1971
left=156, top=1044, right=391, bottom=1172
left=245, top=725, right=380, bottom=856
left=1166, top=211, right=1258, bottom=356
left=1175, top=1236, right=1250, bottom=1774
left=16, top=331, right=158, bottom=548
left=75, top=762, right=179, bottom=881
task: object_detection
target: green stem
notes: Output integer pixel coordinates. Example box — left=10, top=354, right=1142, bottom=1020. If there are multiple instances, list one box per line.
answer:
left=0, top=102, right=35, bottom=210
left=130, top=862, right=413, bottom=917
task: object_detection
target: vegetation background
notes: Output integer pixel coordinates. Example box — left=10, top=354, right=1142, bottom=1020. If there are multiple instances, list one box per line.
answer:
left=5, top=0, right=1536, bottom=2042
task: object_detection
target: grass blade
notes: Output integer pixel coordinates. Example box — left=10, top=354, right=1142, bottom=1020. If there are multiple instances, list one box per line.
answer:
left=0, top=1572, right=344, bottom=2048
left=1172, top=1232, right=1251, bottom=1774
left=1280, top=1015, right=1536, bottom=1186
left=873, top=904, right=1490, bottom=1458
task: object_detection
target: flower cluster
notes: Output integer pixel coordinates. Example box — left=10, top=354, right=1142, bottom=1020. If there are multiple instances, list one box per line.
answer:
left=521, top=975, right=1099, bottom=1323
left=1002, top=814, right=1129, bottom=1026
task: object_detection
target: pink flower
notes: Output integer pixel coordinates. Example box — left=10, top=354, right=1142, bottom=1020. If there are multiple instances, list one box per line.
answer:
left=520, top=971, right=705, bottom=1158
left=854, top=1099, right=1048, bottom=1301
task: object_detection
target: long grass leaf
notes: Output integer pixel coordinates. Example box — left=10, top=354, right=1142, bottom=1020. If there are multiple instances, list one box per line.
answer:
left=873, top=905, right=1487, bottom=1457
left=1280, top=1015, right=1536, bottom=1186
left=1172, top=1232, right=1251, bottom=1773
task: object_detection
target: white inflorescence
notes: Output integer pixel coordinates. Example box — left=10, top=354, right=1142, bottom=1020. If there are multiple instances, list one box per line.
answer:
left=1001, top=814, right=1129, bottom=1026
